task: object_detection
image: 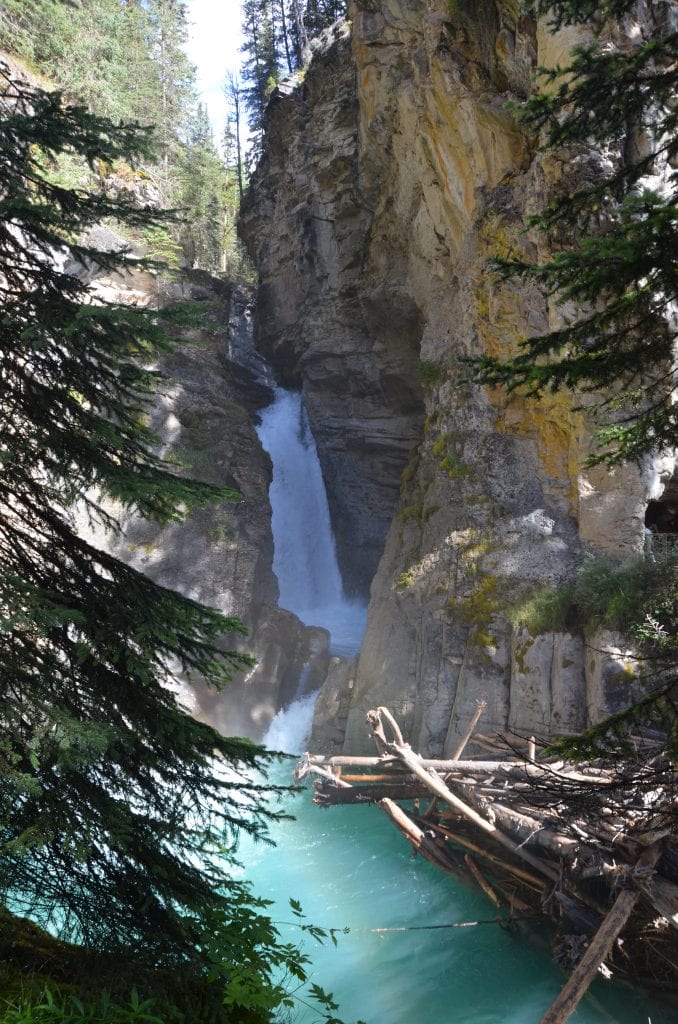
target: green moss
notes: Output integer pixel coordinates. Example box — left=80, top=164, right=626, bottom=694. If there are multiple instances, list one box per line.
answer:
left=396, top=569, right=416, bottom=589
left=205, top=522, right=232, bottom=544
left=514, top=635, right=535, bottom=674
left=422, top=504, right=440, bottom=521
left=462, top=537, right=494, bottom=561
left=128, top=541, right=157, bottom=557
left=400, top=452, right=421, bottom=493
left=399, top=504, right=423, bottom=523
left=432, top=430, right=471, bottom=480
left=457, top=576, right=500, bottom=625
left=508, top=557, right=666, bottom=637
left=417, top=360, right=444, bottom=389
left=449, top=574, right=504, bottom=649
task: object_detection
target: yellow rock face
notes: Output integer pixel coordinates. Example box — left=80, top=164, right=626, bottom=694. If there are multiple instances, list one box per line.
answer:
left=246, top=4, right=658, bottom=756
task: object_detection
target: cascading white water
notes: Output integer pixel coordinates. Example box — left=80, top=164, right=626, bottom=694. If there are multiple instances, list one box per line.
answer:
left=256, top=387, right=366, bottom=658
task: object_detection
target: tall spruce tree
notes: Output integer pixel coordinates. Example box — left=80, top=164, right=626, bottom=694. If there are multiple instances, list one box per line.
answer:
left=145, top=0, right=195, bottom=180
left=239, top=1, right=348, bottom=153
left=224, top=72, right=245, bottom=206
left=241, top=0, right=280, bottom=147
left=0, top=62, right=306, bottom=1016
left=177, top=102, right=228, bottom=272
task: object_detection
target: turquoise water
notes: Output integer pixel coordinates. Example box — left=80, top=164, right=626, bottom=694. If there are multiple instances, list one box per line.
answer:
left=244, top=759, right=673, bottom=1024
left=252, top=385, right=673, bottom=1023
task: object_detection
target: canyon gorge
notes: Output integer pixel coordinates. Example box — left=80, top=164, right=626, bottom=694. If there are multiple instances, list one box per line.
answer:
left=106, top=0, right=676, bottom=758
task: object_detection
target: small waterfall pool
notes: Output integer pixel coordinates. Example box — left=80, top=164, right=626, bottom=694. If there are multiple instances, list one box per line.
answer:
left=250, top=385, right=673, bottom=1023
left=243, top=709, right=673, bottom=1024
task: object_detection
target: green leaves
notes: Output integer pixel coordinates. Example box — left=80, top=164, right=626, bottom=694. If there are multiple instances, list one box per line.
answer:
left=0, top=62, right=298, bottom=1016
left=1, top=987, right=165, bottom=1024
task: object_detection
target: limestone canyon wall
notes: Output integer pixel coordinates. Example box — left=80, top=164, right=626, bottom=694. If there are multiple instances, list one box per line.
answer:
left=242, top=1, right=674, bottom=755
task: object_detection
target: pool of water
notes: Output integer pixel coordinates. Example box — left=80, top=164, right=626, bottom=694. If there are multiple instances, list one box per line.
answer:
left=242, top=704, right=673, bottom=1024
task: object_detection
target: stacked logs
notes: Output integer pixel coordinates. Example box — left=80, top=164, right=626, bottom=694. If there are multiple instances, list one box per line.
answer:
left=295, top=705, right=678, bottom=1024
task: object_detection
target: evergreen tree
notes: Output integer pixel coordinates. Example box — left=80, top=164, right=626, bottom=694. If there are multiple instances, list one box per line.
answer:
left=241, top=0, right=280, bottom=147
left=224, top=72, right=245, bottom=206
left=468, top=0, right=678, bottom=467
left=177, top=103, right=227, bottom=272
left=238, top=0, right=348, bottom=156
left=302, top=0, right=347, bottom=38
left=0, top=62, right=300, bottom=1014
left=466, top=1, right=678, bottom=756
left=1, top=0, right=156, bottom=124
left=145, top=0, right=195, bottom=180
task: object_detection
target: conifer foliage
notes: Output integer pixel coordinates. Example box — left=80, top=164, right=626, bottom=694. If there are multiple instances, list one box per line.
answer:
left=0, top=63, right=296, bottom=1007
left=468, top=1, right=678, bottom=757
left=469, top=0, right=678, bottom=466
left=0, top=0, right=237, bottom=276
left=240, top=0, right=348, bottom=150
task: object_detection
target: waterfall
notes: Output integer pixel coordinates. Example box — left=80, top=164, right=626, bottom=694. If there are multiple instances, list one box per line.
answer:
left=246, top=395, right=672, bottom=1024
left=256, top=387, right=366, bottom=658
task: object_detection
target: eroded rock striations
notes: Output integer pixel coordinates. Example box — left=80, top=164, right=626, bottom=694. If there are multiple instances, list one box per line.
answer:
left=242, top=1, right=677, bottom=756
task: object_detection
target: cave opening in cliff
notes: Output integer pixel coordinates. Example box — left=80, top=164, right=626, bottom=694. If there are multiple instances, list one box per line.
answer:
left=645, top=480, right=678, bottom=534
left=645, top=479, right=678, bottom=564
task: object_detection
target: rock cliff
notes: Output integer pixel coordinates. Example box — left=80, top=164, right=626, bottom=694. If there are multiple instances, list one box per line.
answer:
left=242, top=1, right=676, bottom=755
left=76, top=249, right=329, bottom=741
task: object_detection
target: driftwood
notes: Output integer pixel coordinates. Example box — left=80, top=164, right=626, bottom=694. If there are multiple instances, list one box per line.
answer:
left=379, top=798, right=462, bottom=875
left=298, top=706, right=678, bottom=1015
left=540, top=843, right=663, bottom=1024
left=365, top=706, right=561, bottom=882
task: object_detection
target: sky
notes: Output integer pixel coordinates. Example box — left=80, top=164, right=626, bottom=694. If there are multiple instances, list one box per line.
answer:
left=184, top=0, right=244, bottom=140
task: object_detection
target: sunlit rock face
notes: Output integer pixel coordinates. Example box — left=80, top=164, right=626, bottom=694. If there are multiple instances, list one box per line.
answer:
left=243, top=1, right=669, bottom=756
left=78, top=251, right=328, bottom=741
left=240, top=20, right=425, bottom=600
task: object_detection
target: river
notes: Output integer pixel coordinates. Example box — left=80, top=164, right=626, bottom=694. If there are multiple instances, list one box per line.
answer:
left=253, top=387, right=673, bottom=1024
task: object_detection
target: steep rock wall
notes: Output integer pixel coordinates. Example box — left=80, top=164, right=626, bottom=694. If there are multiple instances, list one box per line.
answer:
left=77, top=254, right=328, bottom=740
left=240, top=22, right=424, bottom=598
left=243, top=1, right=671, bottom=755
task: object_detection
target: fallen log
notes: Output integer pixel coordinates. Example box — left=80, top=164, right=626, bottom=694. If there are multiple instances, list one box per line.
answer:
left=304, top=754, right=612, bottom=786
left=314, top=780, right=433, bottom=806
left=299, top=705, right=678, bottom=1009
left=378, top=797, right=463, bottom=874
left=539, top=842, right=663, bottom=1024
left=422, top=819, right=546, bottom=891
left=464, top=853, right=501, bottom=907
left=638, top=873, right=678, bottom=932
left=366, top=707, right=561, bottom=883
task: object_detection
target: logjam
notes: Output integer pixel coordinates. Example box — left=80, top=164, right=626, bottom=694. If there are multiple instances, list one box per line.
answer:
left=297, top=705, right=678, bottom=1022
